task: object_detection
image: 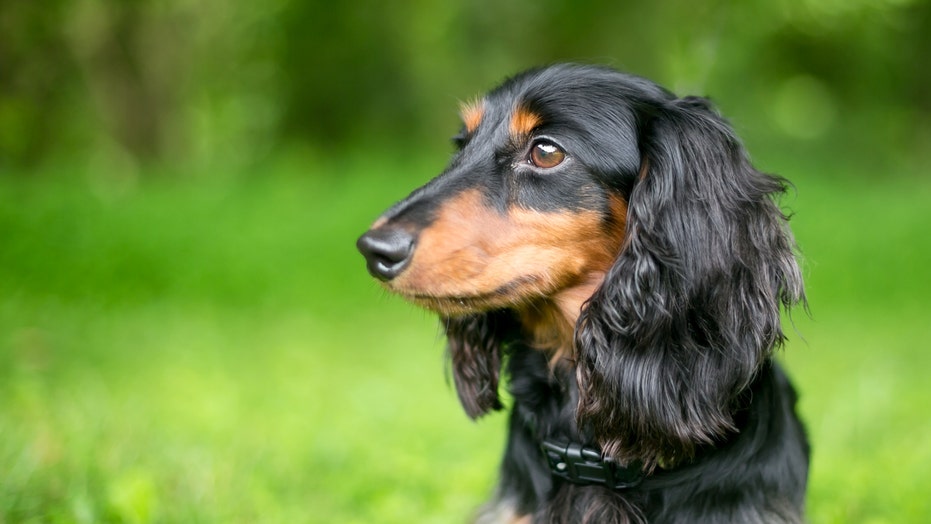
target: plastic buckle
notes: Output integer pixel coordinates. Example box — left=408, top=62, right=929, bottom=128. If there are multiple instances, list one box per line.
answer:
left=541, top=439, right=642, bottom=490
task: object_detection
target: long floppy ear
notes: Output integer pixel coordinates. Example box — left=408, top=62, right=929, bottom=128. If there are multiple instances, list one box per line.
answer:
left=576, top=96, right=804, bottom=469
left=444, top=311, right=518, bottom=419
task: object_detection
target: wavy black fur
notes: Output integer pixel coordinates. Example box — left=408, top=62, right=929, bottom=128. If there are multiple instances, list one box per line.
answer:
left=444, top=311, right=520, bottom=418
left=575, top=95, right=804, bottom=470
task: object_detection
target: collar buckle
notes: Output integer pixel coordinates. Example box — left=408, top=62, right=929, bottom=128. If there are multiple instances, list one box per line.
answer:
left=541, top=439, right=643, bottom=490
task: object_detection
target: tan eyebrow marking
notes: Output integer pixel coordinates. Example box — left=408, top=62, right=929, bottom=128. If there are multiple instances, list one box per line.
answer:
left=509, top=106, right=542, bottom=137
left=459, top=99, right=485, bottom=133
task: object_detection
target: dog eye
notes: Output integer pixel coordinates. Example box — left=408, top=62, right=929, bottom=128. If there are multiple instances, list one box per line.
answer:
left=529, top=140, right=566, bottom=169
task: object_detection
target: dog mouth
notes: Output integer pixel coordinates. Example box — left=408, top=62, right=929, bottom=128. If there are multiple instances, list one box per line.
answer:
left=395, top=275, right=543, bottom=316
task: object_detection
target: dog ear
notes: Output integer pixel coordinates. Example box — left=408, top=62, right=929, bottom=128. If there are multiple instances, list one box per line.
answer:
left=444, top=311, right=517, bottom=419
left=575, top=96, right=804, bottom=469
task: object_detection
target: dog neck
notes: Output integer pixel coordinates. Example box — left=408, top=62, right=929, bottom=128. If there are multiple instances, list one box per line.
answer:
left=517, top=271, right=606, bottom=365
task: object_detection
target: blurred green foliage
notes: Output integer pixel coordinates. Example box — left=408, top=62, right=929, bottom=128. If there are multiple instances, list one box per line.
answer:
left=2, top=1, right=931, bottom=523
left=1, top=0, right=929, bottom=173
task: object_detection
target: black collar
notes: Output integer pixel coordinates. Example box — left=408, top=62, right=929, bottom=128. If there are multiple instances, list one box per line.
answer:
left=540, top=438, right=643, bottom=490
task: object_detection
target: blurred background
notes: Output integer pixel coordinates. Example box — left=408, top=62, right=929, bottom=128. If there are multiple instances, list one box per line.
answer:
left=1, top=0, right=929, bottom=522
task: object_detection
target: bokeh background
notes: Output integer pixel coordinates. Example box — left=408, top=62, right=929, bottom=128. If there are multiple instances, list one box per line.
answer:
left=2, top=1, right=929, bottom=522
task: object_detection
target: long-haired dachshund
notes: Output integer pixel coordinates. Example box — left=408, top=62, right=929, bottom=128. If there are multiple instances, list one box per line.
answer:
left=357, top=64, right=809, bottom=523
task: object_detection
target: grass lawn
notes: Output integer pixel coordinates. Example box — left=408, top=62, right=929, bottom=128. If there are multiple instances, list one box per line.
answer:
left=1, top=158, right=929, bottom=523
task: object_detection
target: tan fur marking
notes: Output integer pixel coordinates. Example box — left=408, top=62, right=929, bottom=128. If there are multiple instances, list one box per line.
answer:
left=509, top=106, right=542, bottom=137
left=518, top=195, right=628, bottom=363
left=371, top=215, right=388, bottom=229
left=460, top=99, right=485, bottom=133
left=638, top=158, right=650, bottom=181
left=474, top=498, right=531, bottom=524
left=387, top=190, right=629, bottom=357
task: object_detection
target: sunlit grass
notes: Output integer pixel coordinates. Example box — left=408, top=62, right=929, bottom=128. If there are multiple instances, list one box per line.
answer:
left=1, top=160, right=929, bottom=522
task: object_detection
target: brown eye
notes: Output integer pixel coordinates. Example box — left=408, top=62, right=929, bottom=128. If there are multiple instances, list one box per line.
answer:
left=529, top=141, right=566, bottom=169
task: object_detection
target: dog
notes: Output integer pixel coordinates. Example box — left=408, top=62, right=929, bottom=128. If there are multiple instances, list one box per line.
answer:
left=357, top=64, right=809, bottom=523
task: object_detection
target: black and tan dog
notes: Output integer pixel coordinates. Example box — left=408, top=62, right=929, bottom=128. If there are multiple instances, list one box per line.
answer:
left=357, top=64, right=809, bottom=523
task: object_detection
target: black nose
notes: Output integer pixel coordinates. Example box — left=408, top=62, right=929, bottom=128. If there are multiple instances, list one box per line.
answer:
left=356, top=228, right=415, bottom=281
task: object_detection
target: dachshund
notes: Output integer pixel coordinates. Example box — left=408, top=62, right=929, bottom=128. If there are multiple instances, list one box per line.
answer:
left=357, top=64, right=809, bottom=523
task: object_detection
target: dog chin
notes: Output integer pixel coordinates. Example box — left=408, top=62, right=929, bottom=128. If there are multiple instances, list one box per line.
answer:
left=390, top=275, right=546, bottom=317
left=401, top=292, right=511, bottom=317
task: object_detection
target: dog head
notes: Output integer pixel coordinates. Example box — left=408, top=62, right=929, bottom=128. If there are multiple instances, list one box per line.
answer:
left=357, top=64, right=804, bottom=468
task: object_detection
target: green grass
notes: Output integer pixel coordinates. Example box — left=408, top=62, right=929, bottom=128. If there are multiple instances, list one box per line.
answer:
left=1, top=159, right=929, bottom=522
